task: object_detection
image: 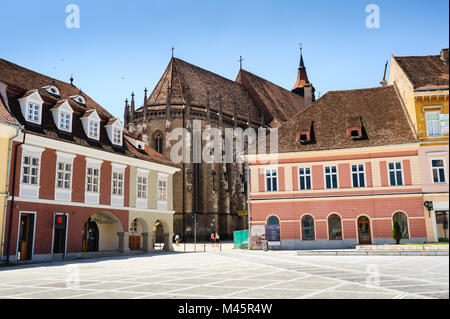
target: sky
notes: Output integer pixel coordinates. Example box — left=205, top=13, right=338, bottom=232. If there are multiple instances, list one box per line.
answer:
left=0, top=0, right=448, bottom=119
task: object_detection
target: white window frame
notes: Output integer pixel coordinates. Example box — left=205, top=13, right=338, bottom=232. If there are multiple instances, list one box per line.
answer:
left=19, top=145, right=44, bottom=198
left=81, top=110, right=101, bottom=141
left=113, top=126, right=122, bottom=145
left=18, top=90, right=43, bottom=125
left=54, top=151, right=76, bottom=202
left=425, top=110, right=442, bottom=137
left=351, top=163, right=366, bottom=188
left=298, top=167, right=312, bottom=190
left=85, top=158, right=103, bottom=204
left=59, top=111, right=71, bottom=131
left=157, top=173, right=168, bottom=211
left=264, top=167, right=278, bottom=192
left=88, top=120, right=99, bottom=139
left=111, top=163, right=126, bottom=206
left=136, top=168, right=149, bottom=208
left=430, top=158, right=447, bottom=184
left=388, top=161, right=403, bottom=186
left=324, top=165, right=339, bottom=189
left=27, top=103, right=41, bottom=124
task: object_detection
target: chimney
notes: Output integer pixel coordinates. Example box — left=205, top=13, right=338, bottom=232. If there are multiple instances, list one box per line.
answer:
left=304, top=84, right=313, bottom=107
left=441, top=48, right=449, bottom=61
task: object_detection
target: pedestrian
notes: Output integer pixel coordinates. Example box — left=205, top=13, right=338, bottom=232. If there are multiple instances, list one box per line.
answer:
left=175, top=234, right=180, bottom=246
left=210, top=233, right=215, bottom=247
left=215, top=233, right=220, bottom=246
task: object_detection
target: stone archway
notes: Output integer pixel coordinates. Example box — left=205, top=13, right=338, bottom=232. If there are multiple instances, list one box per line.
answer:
left=129, top=218, right=149, bottom=251
left=82, top=212, right=124, bottom=253
left=151, top=220, right=172, bottom=251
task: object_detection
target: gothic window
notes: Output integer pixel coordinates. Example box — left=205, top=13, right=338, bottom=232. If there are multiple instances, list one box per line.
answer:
left=154, top=132, right=163, bottom=154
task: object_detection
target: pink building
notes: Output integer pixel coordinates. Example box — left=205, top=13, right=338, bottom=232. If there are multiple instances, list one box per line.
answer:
left=247, top=86, right=428, bottom=249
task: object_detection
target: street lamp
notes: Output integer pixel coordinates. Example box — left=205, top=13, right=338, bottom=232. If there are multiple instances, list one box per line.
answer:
left=424, top=201, right=433, bottom=217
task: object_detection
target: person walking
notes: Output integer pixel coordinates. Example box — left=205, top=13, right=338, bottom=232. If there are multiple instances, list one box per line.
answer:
left=210, top=233, right=215, bottom=248
left=215, top=233, right=220, bottom=247
left=175, top=234, right=180, bottom=246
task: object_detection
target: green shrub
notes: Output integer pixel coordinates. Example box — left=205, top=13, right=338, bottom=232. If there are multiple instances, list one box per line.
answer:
left=392, top=220, right=402, bottom=244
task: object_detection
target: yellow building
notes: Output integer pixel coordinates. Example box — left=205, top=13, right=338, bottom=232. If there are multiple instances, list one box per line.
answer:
left=389, top=48, right=449, bottom=242
left=0, top=91, right=21, bottom=259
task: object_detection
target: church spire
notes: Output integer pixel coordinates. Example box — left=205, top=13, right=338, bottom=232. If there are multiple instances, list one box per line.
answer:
left=123, top=98, right=129, bottom=127
left=292, top=44, right=310, bottom=93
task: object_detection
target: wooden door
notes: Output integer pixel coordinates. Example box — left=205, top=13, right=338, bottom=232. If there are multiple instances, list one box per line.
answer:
left=357, top=217, right=371, bottom=244
left=129, top=236, right=141, bottom=250
left=19, top=214, right=33, bottom=261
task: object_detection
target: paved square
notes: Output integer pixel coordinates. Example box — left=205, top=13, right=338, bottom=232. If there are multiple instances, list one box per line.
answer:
left=0, top=249, right=448, bottom=299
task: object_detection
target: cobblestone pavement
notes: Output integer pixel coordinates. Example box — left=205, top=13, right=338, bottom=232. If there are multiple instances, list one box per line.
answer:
left=0, top=249, right=448, bottom=299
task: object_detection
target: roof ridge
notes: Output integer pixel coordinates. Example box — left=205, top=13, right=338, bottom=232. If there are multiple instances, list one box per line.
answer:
left=239, top=69, right=304, bottom=98
left=173, top=57, right=244, bottom=89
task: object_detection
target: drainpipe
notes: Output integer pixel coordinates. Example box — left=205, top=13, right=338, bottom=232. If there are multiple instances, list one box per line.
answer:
left=5, top=129, right=25, bottom=263
left=1, top=122, right=22, bottom=262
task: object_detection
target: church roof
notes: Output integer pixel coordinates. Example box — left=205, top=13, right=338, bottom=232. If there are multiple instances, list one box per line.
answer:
left=393, top=51, right=449, bottom=90
left=145, top=58, right=263, bottom=123
left=274, top=86, right=418, bottom=153
left=143, top=57, right=308, bottom=126
left=236, top=69, right=306, bottom=125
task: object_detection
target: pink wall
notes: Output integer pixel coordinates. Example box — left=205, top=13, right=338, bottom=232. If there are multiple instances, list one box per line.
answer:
left=338, top=163, right=351, bottom=188
left=418, top=145, right=449, bottom=193
left=312, top=165, right=324, bottom=190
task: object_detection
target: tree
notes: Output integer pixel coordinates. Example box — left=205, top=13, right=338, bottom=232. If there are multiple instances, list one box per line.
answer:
left=392, top=220, right=402, bottom=244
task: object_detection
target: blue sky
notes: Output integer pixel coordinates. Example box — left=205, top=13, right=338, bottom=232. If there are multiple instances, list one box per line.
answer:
left=0, top=0, right=448, bottom=119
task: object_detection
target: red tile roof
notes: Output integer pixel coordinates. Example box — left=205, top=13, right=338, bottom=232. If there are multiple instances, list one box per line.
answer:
left=394, top=52, right=449, bottom=90
left=274, top=86, right=418, bottom=153
left=0, top=57, right=175, bottom=167
left=143, top=58, right=263, bottom=124
left=236, top=69, right=307, bottom=124
left=0, top=93, right=19, bottom=125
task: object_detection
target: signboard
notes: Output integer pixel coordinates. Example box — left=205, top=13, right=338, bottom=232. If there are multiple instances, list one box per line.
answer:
left=250, top=225, right=266, bottom=249
left=238, top=210, right=248, bottom=216
left=440, top=114, right=449, bottom=134
left=54, top=214, right=67, bottom=230
left=265, top=224, right=280, bottom=242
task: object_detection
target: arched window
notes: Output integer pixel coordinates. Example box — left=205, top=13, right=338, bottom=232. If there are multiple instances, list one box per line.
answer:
left=328, top=214, right=342, bottom=240
left=302, top=215, right=315, bottom=240
left=393, top=212, right=409, bottom=239
left=154, top=132, right=163, bottom=154
left=267, top=215, right=279, bottom=225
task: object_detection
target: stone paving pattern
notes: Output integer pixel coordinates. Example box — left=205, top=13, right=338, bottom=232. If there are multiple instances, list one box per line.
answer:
left=0, top=249, right=448, bottom=299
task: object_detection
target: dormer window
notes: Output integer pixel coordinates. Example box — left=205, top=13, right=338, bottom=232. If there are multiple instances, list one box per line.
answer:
left=42, top=85, right=60, bottom=97
left=89, top=120, right=99, bottom=139
left=113, top=126, right=122, bottom=144
left=70, top=95, right=86, bottom=105
left=60, top=112, right=71, bottom=130
left=27, top=103, right=40, bottom=123
left=296, top=130, right=311, bottom=143
left=105, top=118, right=123, bottom=146
left=50, top=100, right=73, bottom=133
left=18, top=90, right=44, bottom=125
left=347, top=126, right=362, bottom=139
left=80, top=110, right=101, bottom=141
